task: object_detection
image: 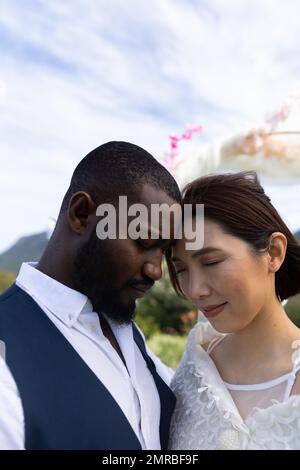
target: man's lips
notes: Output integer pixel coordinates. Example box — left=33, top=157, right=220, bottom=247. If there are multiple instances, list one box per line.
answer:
left=128, top=284, right=153, bottom=297
left=201, top=302, right=228, bottom=318
left=133, top=285, right=151, bottom=293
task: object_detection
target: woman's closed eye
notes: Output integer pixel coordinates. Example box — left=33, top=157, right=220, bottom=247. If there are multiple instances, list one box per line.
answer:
left=174, top=265, right=186, bottom=275
left=174, top=258, right=225, bottom=274
left=202, top=260, right=222, bottom=266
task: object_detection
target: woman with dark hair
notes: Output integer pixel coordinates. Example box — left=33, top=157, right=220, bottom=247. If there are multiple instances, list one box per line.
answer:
left=166, top=171, right=300, bottom=450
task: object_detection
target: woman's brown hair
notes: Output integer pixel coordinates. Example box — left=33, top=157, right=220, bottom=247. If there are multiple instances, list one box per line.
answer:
left=166, top=171, right=300, bottom=301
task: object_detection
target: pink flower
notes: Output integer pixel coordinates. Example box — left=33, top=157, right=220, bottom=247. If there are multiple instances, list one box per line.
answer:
left=187, top=124, right=203, bottom=133
left=181, top=130, right=193, bottom=140
left=163, top=122, right=203, bottom=173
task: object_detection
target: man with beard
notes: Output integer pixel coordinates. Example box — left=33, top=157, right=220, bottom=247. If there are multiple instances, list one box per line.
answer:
left=0, top=141, right=182, bottom=450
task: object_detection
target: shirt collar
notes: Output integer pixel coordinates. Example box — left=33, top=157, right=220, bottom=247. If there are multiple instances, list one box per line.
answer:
left=16, top=262, right=93, bottom=327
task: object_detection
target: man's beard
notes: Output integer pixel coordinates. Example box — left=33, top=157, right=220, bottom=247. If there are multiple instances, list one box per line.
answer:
left=72, top=231, right=136, bottom=324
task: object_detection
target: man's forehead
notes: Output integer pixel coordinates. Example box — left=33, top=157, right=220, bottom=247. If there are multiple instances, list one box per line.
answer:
left=137, top=183, right=178, bottom=206
left=94, top=183, right=181, bottom=242
left=135, top=219, right=178, bottom=241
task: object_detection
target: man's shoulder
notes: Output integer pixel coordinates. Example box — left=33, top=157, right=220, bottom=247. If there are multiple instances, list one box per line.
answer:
left=0, top=284, right=20, bottom=304
left=0, top=284, right=24, bottom=319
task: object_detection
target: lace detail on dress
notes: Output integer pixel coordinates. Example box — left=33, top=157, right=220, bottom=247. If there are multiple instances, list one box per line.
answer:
left=245, top=394, right=300, bottom=449
left=168, top=322, right=300, bottom=450
left=169, top=324, right=249, bottom=450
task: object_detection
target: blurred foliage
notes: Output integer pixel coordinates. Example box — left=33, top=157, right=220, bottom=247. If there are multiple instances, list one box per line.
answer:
left=135, top=265, right=197, bottom=338
left=0, top=271, right=15, bottom=293
left=285, top=294, right=300, bottom=327
left=147, top=333, right=187, bottom=370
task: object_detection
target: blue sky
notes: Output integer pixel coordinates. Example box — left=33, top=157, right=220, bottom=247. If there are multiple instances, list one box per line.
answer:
left=1, top=0, right=300, bottom=253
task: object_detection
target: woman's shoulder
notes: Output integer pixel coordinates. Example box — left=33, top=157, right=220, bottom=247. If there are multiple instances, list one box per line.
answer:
left=184, top=319, right=225, bottom=356
left=171, top=320, right=225, bottom=384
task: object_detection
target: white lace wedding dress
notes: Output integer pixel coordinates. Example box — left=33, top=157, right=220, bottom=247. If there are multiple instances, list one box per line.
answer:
left=169, top=321, right=300, bottom=450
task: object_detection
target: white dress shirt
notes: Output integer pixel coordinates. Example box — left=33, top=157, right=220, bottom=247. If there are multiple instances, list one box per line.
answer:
left=0, top=262, right=174, bottom=450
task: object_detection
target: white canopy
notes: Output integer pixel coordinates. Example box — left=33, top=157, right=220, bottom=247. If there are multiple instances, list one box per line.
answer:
left=173, top=97, right=300, bottom=188
left=171, top=102, right=300, bottom=232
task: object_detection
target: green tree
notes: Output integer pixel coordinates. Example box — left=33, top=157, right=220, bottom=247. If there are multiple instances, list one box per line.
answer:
left=147, top=333, right=187, bottom=369
left=285, top=294, right=300, bottom=327
left=135, top=267, right=196, bottom=338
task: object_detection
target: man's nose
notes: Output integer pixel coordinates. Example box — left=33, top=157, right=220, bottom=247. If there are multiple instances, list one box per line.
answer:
left=142, top=249, right=163, bottom=281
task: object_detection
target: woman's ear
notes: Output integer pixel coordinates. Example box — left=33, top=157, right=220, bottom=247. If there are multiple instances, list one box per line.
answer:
left=67, top=192, right=96, bottom=235
left=267, top=232, right=287, bottom=273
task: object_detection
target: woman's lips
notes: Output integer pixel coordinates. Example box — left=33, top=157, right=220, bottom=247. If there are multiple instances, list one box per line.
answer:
left=202, top=302, right=227, bottom=318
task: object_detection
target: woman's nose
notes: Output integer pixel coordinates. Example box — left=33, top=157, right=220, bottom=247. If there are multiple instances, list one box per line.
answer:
left=186, top=276, right=211, bottom=301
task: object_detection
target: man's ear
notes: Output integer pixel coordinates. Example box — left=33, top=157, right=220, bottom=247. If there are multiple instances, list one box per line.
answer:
left=67, top=192, right=96, bottom=234
left=267, top=232, right=287, bottom=273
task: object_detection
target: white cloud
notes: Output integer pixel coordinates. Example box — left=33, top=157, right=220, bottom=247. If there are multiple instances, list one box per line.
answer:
left=0, top=0, right=300, bottom=252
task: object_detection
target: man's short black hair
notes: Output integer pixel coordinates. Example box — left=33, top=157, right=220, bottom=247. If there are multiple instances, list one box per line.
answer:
left=59, top=141, right=181, bottom=215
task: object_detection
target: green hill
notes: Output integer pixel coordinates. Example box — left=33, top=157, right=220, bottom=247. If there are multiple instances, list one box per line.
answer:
left=0, top=232, right=48, bottom=274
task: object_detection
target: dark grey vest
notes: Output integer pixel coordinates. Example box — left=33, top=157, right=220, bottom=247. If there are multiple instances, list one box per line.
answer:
left=0, top=284, right=176, bottom=449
